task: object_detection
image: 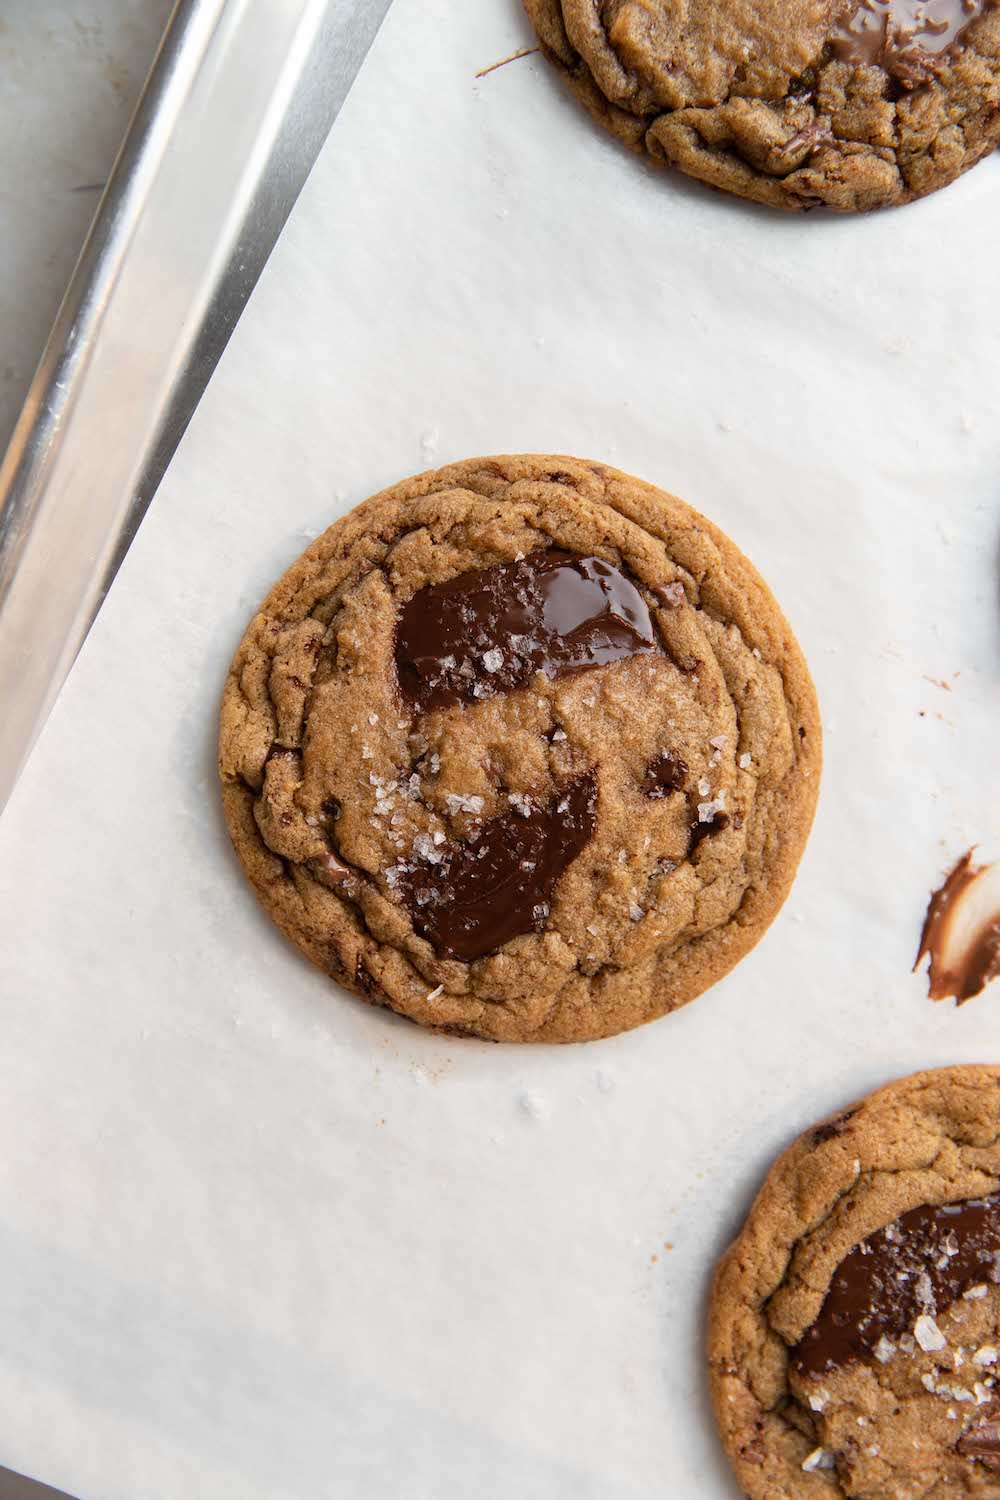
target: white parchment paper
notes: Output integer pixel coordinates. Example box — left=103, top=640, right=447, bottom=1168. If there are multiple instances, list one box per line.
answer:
left=1, top=2, right=999, bottom=1496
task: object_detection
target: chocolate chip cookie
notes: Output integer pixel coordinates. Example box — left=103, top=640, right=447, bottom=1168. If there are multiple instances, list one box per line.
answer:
left=710, top=1065, right=1000, bottom=1498
left=524, top=1, right=1000, bottom=211
left=218, top=455, right=820, bottom=1042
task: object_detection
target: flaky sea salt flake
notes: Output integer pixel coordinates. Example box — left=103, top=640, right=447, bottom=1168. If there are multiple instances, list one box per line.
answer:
left=446, top=793, right=484, bottom=815
left=915, top=1315, right=946, bottom=1352
left=801, top=1448, right=834, bottom=1473
left=974, top=1347, right=999, bottom=1367
left=874, top=1336, right=896, bottom=1364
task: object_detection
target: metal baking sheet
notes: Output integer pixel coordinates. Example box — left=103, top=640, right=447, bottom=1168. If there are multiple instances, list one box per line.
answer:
left=0, top=0, right=392, bottom=813
left=0, top=2, right=998, bottom=1497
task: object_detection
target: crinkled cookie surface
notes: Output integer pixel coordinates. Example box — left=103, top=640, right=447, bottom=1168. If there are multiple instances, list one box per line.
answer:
left=710, top=1065, right=1000, bottom=1498
left=219, top=455, right=819, bottom=1042
left=524, top=0, right=1000, bottom=210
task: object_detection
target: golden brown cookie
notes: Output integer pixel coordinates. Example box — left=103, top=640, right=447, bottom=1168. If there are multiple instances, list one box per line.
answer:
left=523, top=0, right=1000, bottom=211
left=218, top=455, right=819, bottom=1042
left=709, top=1065, right=1000, bottom=1498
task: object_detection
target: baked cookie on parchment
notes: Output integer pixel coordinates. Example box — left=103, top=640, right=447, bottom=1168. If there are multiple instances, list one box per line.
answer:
left=523, top=0, right=1000, bottom=211
left=710, top=1065, right=1000, bottom=1498
left=219, top=455, right=819, bottom=1042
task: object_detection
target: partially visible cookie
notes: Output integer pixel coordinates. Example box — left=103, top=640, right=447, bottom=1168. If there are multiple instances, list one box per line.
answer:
left=710, top=1065, right=1000, bottom=1498
left=218, top=455, right=819, bottom=1042
left=524, top=0, right=1000, bottom=211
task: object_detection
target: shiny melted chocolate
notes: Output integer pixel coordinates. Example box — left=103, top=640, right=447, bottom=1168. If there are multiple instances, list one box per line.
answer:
left=400, top=773, right=597, bottom=961
left=916, top=850, right=1000, bottom=1004
left=792, top=1192, right=1000, bottom=1378
left=395, top=551, right=658, bottom=711
left=831, top=0, right=994, bottom=83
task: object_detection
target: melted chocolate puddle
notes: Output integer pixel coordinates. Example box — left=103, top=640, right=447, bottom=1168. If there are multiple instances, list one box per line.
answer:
left=399, top=773, right=597, bottom=961
left=915, top=851, right=1000, bottom=1004
left=395, top=551, right=658, bottom=712
left=831, top=0, right=995, bottom=84
left=792, top=1192, right=1000, bottom=1378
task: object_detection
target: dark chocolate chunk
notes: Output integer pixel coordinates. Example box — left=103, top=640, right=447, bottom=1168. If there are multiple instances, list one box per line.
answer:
left=958, top=1401, right=1000, bottom=1470
left=395, top=551, right=658, bottom=712
left=653, top=580, right=687, bottom=608
left=812, top=1109, right=856, bottom=1144
left=642, top=751, right=688, bottom=798
left=399, top=772, right=597, bottom=961
left=688, top=811, right=729, bottom=853
left=792, top=1192, right=1000, bottom=1379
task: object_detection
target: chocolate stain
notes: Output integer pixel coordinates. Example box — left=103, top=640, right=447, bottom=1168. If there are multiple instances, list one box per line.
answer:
left=792, top=1192, right=1000, bottom=1379
left=915, top=851, right=1000, bottom=1004
left=399, top=772, right=598, bottom=961
left=395, top=551, right=659, bottom=712
left=831, top=0, right=996, bottom=85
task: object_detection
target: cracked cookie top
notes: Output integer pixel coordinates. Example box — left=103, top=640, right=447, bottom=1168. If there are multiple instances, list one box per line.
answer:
left=218, top=455, right=819, bottom=1042
left=524, top=0, right=1000, bottom=211
left=709, top=1065, right=1000, bottom=1498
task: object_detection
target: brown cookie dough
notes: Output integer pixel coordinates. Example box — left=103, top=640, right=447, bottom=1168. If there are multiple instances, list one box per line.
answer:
left=218, top=455, right=820, bottom=1042
left=523, top=0, right=1000, bottom=211
left=709, top=1065, right=1000, bottom=1498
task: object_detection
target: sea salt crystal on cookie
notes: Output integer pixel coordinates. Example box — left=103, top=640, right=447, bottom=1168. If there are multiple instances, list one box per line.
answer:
left=915, top=1315, right=947, bottom=1352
